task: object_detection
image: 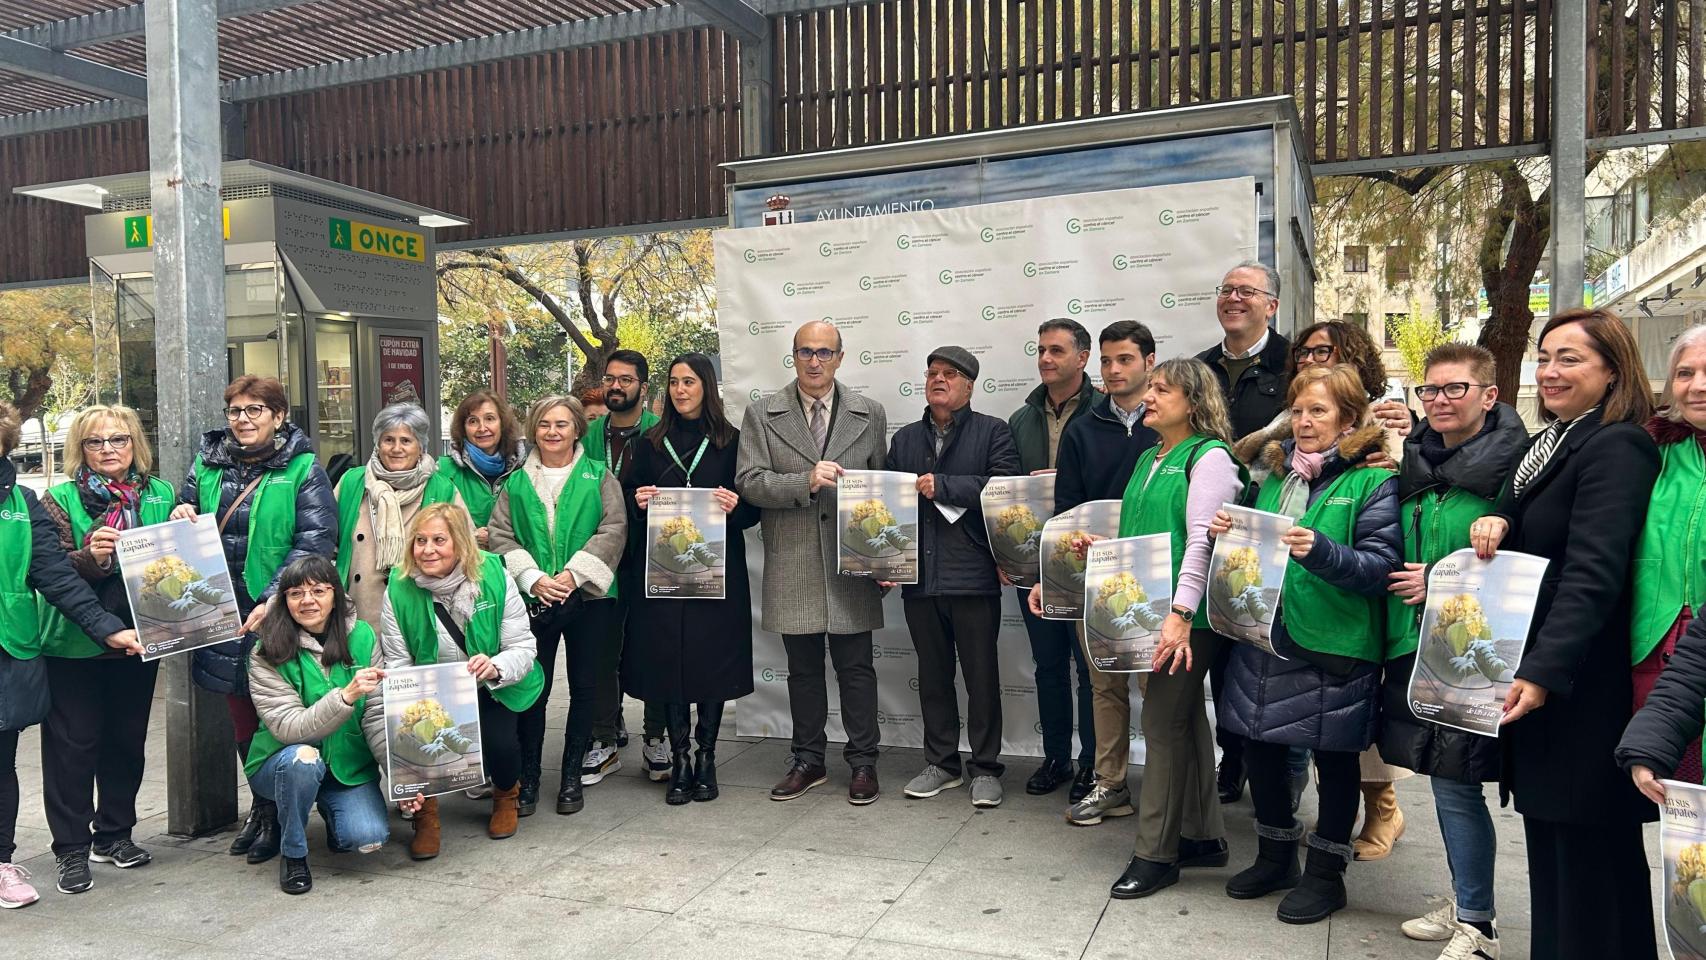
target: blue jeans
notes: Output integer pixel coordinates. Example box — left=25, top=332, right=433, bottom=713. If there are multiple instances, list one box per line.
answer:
left=250, top=744, right=391, bottom=860
left=1018, top=589, right=1094, bottom=766
left=1431, top=777, right=1496, bottom=922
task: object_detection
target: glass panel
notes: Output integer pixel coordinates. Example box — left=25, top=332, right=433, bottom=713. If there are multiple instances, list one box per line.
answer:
left=314, top=318, right=358, bottom=471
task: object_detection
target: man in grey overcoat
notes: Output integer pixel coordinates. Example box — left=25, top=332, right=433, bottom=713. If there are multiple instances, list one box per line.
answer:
left=736, top=320, right=889, bottom=805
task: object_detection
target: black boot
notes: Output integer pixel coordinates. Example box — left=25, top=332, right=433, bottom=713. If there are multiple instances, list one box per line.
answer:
left=228, top=796, right=265, bottom=856
left=245, top=800, right=280, bottom=865
left=692, top=701, right=723, bottom=802
left=518, top=755, right=542, bottom=817
left=1277, top=839, right=1350, bottom=924
left=665, top=703, right=694, bottom=805
left=1224, top=827, right=1301, bottom=900
left=558, top=738, right=588, bottom=814
left=278, top=855, right=312, bottom=895
left=1216, top=735, right=1247, bottom=804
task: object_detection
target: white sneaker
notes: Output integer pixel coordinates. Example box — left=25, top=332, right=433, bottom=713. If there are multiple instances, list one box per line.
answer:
left=1438, top=920, right=1498, bottom=959
left=581, top=741, right=622, bottom=785
left=643, top=738, right=670, bottom=782
left=1401, top=900, right=1458, bottom=941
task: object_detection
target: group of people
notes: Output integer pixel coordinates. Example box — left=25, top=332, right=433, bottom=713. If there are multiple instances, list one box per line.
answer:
left=0, top=257, right=1701, bottom=960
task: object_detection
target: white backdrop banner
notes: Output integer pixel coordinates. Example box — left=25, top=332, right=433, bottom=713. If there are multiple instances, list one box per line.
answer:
left=716, top=179, right=1257, bottom=762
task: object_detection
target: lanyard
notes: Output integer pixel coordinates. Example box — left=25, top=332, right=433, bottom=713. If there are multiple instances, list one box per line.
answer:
left=606, top=421, right=638, bottom=478
left=664, top=436, right=709, bottom=485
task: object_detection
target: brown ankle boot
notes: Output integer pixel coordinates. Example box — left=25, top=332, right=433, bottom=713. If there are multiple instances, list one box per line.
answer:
left=1351, top=782, right=1405, bottom=861
left=489, top=784, right=520, bottom=839
left=409, top=797, right=441, bottom=861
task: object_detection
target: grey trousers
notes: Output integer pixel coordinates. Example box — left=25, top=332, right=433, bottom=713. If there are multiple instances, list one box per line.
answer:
left=782, top=631, right=880, bottom=769
left=904, top=595, right=1005, bottom=779
left=1132, top=628, right=1225, bottom=863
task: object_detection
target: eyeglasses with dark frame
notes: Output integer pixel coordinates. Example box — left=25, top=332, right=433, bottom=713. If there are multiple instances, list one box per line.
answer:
left=1214, top=284, right=1275, bottom=300
left=223, top=404, right=271, bottom=422
left=600, top=374, right=640, bottom=388
left=794, top=347, right=838, bottom=364
left=1293, top=344, right=1336, bottom=363
left=1413, top=382, right=1491, bottom=401
left=80, top=434, right=132, bottom=452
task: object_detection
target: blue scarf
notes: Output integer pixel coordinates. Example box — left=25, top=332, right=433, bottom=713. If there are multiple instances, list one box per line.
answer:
left=464, top=442, right=507, bottom=478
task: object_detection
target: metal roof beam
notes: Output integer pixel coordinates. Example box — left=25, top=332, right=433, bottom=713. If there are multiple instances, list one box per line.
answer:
left=6, top=0, right=321, bottom=51
left=0, top=36, right=147, bottom=101
left=675, top=0, right=766, bottom=44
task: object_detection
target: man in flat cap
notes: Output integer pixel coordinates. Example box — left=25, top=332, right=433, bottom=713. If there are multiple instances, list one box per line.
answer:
left=884, top=345, right=1019, bottom=808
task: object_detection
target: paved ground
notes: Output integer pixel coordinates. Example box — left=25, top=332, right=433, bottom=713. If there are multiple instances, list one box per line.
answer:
left=2, top=690, right=1664, bottom=959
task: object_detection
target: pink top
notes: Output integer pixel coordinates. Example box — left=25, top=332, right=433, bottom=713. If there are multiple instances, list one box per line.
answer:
left=1144, top=444, right=1243, bottom=612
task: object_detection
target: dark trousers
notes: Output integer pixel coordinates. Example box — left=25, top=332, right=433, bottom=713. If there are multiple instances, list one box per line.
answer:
left=519, top=597, right=620, bottom=773
left=0, top=729, right=16, bottom=863
left=1017, top=589, right=1094, bottom=766
left=904, top=595, right=1005, bottom=778
left=477, top=686, right=524, bottom=790
left=1249, top=740, right=1360, bottom=845
left=1209, top=639, right=1245, bottom=777
left=781, top=630, right=879, bottom=769
left=41, top=655, right=159, bottom=856
left=594, top=593, right=630, bottom=744
left=1524, top=816, right=1655, bottom=959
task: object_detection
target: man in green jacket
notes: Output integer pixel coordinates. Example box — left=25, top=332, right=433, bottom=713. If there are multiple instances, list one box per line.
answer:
left=1006, top=318, right=1101, bottom=800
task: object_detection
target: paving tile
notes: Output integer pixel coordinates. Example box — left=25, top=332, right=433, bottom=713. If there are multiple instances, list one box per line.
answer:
left=614, top=915, right=858, bottom=960
left=534, top=830, right=755, bottom=912
left=866, top=859, right=1107, bottom=960
left=678, top=846, right=923, bottom=937
left=0, top=911, right=218, bottom=960
left=1082, top=892, right=1329, bottom=960
left=204, top=866, right=498, bottom=957
left=619, top=782, right=824, bottom=846
left=768, top=784, right=974, bottom=862
left=373, top=891, right=664, bottom=960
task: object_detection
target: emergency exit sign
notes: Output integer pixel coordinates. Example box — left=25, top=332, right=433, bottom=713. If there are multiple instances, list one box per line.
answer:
left=122, top=208, right=232, bottom=248
left=327, top=217, right=425, bottom=262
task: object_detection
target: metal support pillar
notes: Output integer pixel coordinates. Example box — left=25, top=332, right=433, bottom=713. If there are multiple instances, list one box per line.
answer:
left=146, top=0, right=239, bottom=838
left=1550, top=0, right=1588, bottom=311
left=739, top=30, right=774, bottom=158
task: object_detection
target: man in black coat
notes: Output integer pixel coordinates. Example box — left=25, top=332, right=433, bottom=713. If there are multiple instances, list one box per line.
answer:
left=886, top=345, right=1019, bottom=808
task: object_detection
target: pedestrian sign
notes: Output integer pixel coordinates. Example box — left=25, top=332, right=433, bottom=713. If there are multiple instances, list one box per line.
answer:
left=119, top=209, right=231, bottom=249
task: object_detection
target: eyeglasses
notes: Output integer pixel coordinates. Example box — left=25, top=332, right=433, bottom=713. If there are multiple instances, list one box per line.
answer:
left=794, top=347, right=838, bottom=364
left=224, top=404, right=270, bottom=422
left=1413, top=382, right=1490, bottom=401
left=925, top=368, right=963, bottom=382
left=1293, top=345, right=1336, bottom=363
left=1215, top=284, right=1275, bottom=300
left=80, top=435, right=132, bottom=452
left=284, top=584, right=334, bottom=603
left=600, top=374, right=640, bottom=388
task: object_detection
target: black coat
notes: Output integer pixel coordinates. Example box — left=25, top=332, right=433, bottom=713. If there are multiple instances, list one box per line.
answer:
left=174, top=423, right=336, bottom=695
left=1053, top=393, right=1159, bottom=513
left=1493, top=409, right=1660, bottom=825
left=620, top=418, right=760, bottom=705
left=1195, top=329, right=1293, bottom=440
left=1378, top=404, right=1530, bottom=784
left=0, top=459, right=126, bottom=649
left=885, top=404, right=1019, bottom=598
left=1617, top=615, right=1706, bottom=781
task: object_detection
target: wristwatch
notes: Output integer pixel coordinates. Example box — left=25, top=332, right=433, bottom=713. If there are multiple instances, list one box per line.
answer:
left=1170, top=605, right=1193, bottom=619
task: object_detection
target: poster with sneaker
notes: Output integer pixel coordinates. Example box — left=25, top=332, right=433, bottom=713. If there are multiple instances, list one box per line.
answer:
left=644, top=487, right=728, bottom=599
left=114, top=515, right=244, bottom=661
left=979, top=473, right=1055, bottom=588
left=1204, top=504, right=1291, bottom=656
left=1037, top=499, right=1121, bottom=620
left=1081, top=534, right=1171, bottom=673
left=383, top=663, right=484, bottom=800
left=1661, top=779, right=1706, bottom=959
left=836, top=469, right=920, bottom=583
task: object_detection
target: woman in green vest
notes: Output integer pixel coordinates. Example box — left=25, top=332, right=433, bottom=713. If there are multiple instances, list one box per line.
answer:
left=1209, top=364, right=1400, bottom=925
left=380, top=502, right=542, bottom=860
left=488, top=395, right=626, bottom=818
left=437, top=389, right=524, bottom=548
left=36, top=405, right=177, bottom=896
left=0, top=402, right=139, bottom=911
left=1631, top=323, right=1706, bottom=780
left=246, top=555, right=391, bottom=895
left=334, top=402, right=461, bottom=633
left=169, top=375, right=337, bottom=864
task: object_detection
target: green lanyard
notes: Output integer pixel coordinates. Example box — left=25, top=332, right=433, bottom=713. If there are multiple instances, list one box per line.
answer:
left=664, top=437, right=709, bottom=486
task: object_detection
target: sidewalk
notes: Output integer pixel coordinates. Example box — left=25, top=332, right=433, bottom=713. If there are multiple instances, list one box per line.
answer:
left=3, top=690, right=1662, bottom=959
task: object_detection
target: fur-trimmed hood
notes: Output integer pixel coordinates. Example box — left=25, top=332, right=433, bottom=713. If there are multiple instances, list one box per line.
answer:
left=1259, top=421, right=1389, bottom=480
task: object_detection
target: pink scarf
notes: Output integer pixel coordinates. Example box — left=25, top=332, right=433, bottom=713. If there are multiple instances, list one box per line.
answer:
left=1289, top=448, right=1328, bottom=482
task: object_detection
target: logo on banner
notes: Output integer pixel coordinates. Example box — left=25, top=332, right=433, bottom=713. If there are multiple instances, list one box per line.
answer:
left=820, top=242, right=832, bottom=256
left=860, top=276, right=874, bottom=290
left=1025, top=340, right=1039, bottom=356
left=982, top=379, right=996, bottom=394
left=938, top=270, right=954, bottom=285
left=898, top=311, right=913, bottom=326
left=748, top=389, right=762, bottom=402
left=747, top=321, right=760, bottom=335
left=909, top=677, right=920, bottom=691
left=860, top=351, right=874, bottom=365
left=783, top=282, right=797, bottom=296
left=898, top=382, right=915, bottom=397
left=1159, top=208, right=1176, bottom=226
left=981, top=305, right=997, bottom=321
left=1113, top=254, right=1130, bottom=270
left=897, top=235, right=912, bottom=249
left=783, top=354, right=795, bottom=368
left=1066, top=218, right=1083, bottom=234
left=1067, top=299, right=1083, bottom=315
left=744, top=249, right=758, bottom=263
left=1023, top=261, right=1038, bottom=278
left=1160, top=292, right=1178, bottom=308
left=980, top=227, right=995, bottom=242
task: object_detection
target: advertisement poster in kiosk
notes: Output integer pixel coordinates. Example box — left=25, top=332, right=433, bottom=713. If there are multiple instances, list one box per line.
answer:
left=1081, top=534, right=1171, bottom=673
left=644, top=488, right=728, bottom=600
left=114, top=516, right=244, bottom=661
left=383, top=663, right=485, bottom=801
left=377, top=334, right=426, bottom=406
left=1037, top=500, right=1122, bottom=620
left=980, top=474, right=1055, bottom=589
left=1660, top=779, right=1706, bottom=959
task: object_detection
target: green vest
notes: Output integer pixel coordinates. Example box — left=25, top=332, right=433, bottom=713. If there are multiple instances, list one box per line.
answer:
left=1631, top=439, right=1706, bottom=663
left=502, top=457, right=614, bottom=598
left=1384, top=485, right=1498, bottom=659
left=38, top=477, right=176, bottom=659
left=582, top=410, right=660, bottom=475
left=194, top=452, right=317, bottom=600
left=1253, top=465, right=1391, bottom=662
left=0, top=485, right=39, bottom=659
left=438, top=455, right=501, bottom=528
left=386, top=551, right=544, bottom=712
left=1118, top=436, right=1243, bottom=629
left=334, top=466, right=458, bottom=586
left=244, top=620, right=380, bottom=785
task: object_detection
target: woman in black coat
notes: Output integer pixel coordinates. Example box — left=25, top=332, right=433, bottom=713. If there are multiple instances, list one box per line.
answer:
left=622, top=353, right=760, bottom=806
left=1470, top=308, right=1660, bottom=960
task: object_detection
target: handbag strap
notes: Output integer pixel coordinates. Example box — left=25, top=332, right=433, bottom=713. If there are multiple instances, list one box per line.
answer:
left=431, top=601, right=470, bottom=655
left=218, top=472, right=268, bottom=536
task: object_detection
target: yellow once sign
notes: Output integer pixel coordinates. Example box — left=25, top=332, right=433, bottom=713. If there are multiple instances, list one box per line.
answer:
left=328, top=217, right=424, bottom=262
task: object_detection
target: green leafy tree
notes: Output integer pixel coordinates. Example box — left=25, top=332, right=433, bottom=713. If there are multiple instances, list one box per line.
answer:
left=1389, top=308, right=1459, bottom=384
left=0, top=284, right=93, bottom=422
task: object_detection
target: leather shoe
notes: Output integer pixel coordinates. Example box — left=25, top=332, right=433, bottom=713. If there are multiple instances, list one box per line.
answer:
left=769, top=761, right=828, bottom=801
left=1068, top=763, right=1096, bottom=804
left=848, top=765, right=879, bottom=805
left=1177, top=836, right=1230, bottom=869
left=1217, top=761, right=1246, bottom=804
left=1110, top=856, right=1179, bottom=899
left=1024, top=758, right=1074, bottom=796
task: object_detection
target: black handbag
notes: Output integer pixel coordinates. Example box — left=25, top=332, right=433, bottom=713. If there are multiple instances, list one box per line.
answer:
left=0, top=648, right=50, bottom=732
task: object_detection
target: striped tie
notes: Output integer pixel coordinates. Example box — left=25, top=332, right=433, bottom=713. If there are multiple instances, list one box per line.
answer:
left=1510, top=419, right=1567, bottom=498
left=810, top=399, right=828, bottom=453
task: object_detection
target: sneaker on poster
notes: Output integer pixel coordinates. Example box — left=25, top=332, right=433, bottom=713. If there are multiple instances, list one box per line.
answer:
left=581, top=741, right=621, bottom=785
left=0, top=863, right=37, bottom=908
left=643, top=738, right=670, bottom=782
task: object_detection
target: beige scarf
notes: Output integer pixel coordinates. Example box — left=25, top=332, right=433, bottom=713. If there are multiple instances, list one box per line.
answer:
left=364, top=452, right=436, bottom=570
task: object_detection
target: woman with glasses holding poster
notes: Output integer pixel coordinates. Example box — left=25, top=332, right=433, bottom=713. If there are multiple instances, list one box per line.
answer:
left=1208, top=364, right=1400, bottom=925
left=380, top=502, right=541, bottom=859
left=1374, top=345, right=1527, bottom=959
left=247, top=555, right=391, bottom=895
left=622, top=353, right=759, bottom=806
left=35, top=406, right=177, bottom=896
left=170, top=376, right=337, bottom=866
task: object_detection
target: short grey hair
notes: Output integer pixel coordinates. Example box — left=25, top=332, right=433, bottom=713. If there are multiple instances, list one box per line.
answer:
left=1224, top=259, right=1280, bottom=300
left=371, top=402, right=432, bottom=445
left=1661, top=323, right=1706, bottom=421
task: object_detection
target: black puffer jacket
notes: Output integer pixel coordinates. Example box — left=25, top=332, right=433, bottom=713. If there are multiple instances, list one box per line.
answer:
left=175, top=423, right=336, bottom=694
left=1617, top=614, right=1706, bottom=780
left=1378, top=404, right=1529, bottom=784
left=885, top=404, right=1019, bottom=598
left=0, top=458, right=127, bottom=653
left=1218, top=424, right=1402, bottom=753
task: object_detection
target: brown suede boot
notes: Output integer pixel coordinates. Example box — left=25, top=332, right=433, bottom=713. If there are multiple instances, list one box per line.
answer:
left=489, top=784, right=520, bottom=840
left=409, top=797, right=441, bottom=861
left=1351, top=782, right=1405, bottom=861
